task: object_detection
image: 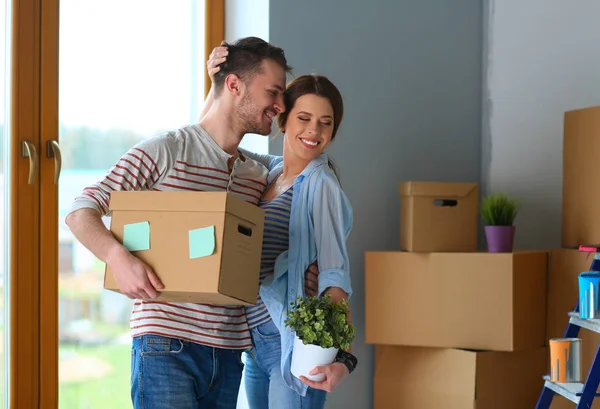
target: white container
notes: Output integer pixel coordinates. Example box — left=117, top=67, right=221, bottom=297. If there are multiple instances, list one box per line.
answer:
left=290, top=334, right=338, bottom=382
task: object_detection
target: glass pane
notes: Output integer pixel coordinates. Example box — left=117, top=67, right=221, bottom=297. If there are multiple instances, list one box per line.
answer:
left=0, top=0, right=9, bottom=406
left=58, top=1, right=205, bottom=407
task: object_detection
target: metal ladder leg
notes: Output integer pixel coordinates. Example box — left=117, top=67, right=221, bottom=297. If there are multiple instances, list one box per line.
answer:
left=535, top=386, right=555, bottom=409
left=577, top=342, right=600, bottom=408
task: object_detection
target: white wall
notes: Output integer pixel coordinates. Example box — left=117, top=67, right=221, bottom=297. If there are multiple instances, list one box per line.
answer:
left=482, top=0, right=600, bottom=249
left=225, top=0, right=270, bottom=155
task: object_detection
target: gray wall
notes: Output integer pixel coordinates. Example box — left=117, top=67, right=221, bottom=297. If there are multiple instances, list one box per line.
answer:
left=269, top=1, right=483, bottom=408
left=482, top=0, right=600, bottom=250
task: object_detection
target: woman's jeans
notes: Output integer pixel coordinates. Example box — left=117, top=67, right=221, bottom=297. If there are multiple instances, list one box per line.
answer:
left=244, top=319, right=327, bottom=409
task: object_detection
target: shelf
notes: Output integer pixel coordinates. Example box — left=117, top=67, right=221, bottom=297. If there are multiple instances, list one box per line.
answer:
left=569, top=312, right=600, bottom=333
left=542, top=376, right=582, bottom=404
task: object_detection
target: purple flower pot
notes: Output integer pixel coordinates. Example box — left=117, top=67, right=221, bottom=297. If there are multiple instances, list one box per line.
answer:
left=485, top=225, right=516, bottom=253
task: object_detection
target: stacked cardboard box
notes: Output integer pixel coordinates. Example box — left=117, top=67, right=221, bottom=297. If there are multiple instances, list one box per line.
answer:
left=365, top=182, right=549, bottom=409
left=562, top=106, right=600, bottom=250
left=545, top=106, right=600, bottom=408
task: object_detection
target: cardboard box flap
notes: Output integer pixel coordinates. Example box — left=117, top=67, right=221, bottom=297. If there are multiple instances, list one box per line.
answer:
left=399, top=181, right=477, bottom=198
left=108, top=191, right=264, bottom=223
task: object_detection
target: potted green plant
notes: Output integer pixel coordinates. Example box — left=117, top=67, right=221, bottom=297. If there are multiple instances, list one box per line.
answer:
left=481, top=192, right=520, bottom=252
left=285, top=294, right=356, bottom=381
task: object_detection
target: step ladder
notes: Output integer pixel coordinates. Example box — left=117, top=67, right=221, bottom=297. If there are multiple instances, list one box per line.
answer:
left=536, top=247, right=600, bottom=409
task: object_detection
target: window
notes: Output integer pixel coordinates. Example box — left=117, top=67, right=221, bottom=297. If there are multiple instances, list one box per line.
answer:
left=57, top=2, right=208, bottom=407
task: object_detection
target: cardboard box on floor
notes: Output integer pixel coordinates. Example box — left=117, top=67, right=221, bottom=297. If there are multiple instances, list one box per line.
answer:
left=365, top=251, right=548, bottom=351
left=563, top=106, right=600, bottom=248
left=374, top=345, right=547, bottom=409
left=104, top=191, right=265, bottom=305
left=399, top=181, right=479, bottom=252
left=547, top=249, right=600, bottom=409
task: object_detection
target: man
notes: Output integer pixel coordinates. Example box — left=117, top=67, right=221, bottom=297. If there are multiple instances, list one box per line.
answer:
left=66, top=37, right=291, bottom=409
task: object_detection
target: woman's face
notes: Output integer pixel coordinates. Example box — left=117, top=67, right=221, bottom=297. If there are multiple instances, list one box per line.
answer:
left=282, top=94, right=335, bottom=164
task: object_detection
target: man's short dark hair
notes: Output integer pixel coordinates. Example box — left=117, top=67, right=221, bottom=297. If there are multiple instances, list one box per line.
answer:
left=213, top=37, right=292, bottom=97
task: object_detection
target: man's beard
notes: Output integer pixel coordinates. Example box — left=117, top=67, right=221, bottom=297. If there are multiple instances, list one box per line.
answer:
left=237, top=91, right=269, bottom=136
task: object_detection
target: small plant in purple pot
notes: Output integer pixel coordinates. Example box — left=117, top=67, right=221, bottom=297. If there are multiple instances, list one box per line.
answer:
left=481, top=193, right=519, bottom=253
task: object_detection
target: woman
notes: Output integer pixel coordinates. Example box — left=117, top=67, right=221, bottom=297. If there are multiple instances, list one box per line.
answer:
left=203, top=45, right=358, bottom=409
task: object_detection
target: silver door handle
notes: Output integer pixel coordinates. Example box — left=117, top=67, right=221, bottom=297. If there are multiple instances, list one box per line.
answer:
left=46, top=140, right=62, bottom=184
left=21, top=141, right=38, bottom=185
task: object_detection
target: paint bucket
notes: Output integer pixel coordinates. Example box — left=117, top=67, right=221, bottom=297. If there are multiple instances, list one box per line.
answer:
left=549, top=338, right=581, bottom=383
left=579, top=271, right=600, bottom=319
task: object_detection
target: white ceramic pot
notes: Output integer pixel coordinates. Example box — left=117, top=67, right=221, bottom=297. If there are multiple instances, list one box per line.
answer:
left=290, top=334, right=338, bottom=382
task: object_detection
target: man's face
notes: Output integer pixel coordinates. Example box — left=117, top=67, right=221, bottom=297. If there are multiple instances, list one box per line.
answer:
left=236, top=59, right=286, bottom=136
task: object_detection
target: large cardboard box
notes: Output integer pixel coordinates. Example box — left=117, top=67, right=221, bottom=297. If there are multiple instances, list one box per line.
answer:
left=563, top=106, right=600, bottom=248
left=104, top=191, right=265, bottom=305
left=399, top=181, right=478, bottom=252
left=365, top=251, right=548, bottom=351
left=374, top=345, right=547, bottom=409
left=547, top=249, right=600, bottom=409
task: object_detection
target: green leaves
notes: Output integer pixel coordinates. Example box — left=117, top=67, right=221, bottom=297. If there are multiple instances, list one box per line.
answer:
left=481, top=193, right=519, bottom=226
left=284, top=294, right=356, bottom=350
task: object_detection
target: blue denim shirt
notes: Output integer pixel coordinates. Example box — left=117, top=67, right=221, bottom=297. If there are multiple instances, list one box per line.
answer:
left=244, top=151, right=353, bottom=396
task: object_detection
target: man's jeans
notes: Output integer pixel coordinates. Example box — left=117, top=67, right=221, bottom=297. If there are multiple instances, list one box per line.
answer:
left=244, top=319, right=327, bottom=409
left=131, top=335, right=244, bottom=409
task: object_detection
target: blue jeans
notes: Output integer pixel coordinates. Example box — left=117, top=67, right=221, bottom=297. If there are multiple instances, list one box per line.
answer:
left=244, top=319, right=327, bottom=409
left=131, top=335, right=244, bottom=409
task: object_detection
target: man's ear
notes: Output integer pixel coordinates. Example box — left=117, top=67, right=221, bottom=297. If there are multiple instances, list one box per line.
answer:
left=224, top=74, right=242, bottom=96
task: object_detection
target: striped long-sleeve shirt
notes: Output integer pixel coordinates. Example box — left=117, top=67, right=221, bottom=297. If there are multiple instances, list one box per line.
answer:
left=68, top=124, right=269, bottom=349
left=245, top=186, right=293, bottom=329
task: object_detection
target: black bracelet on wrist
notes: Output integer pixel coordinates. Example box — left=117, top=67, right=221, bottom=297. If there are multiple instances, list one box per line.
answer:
left=334, top=350, right=358, bottom=374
